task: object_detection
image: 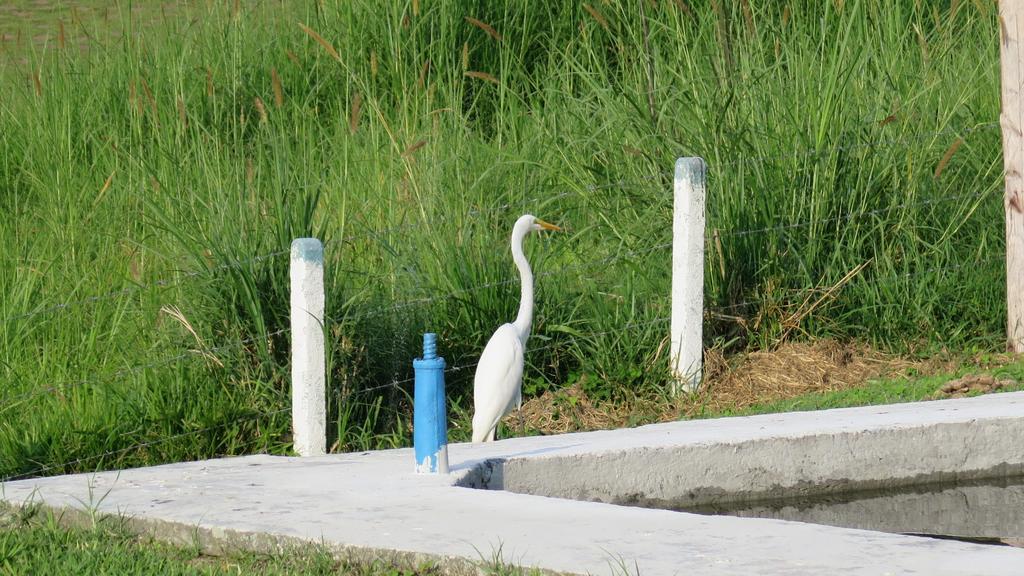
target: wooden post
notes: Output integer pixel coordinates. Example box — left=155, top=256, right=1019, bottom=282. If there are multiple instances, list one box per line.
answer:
left=671, top=157, right=706, bottom=394
left=1001, top=2, right=1024, bottom=353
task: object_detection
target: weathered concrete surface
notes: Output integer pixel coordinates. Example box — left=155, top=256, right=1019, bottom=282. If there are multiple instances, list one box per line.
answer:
left=4, top=392, right=1024, bottom=575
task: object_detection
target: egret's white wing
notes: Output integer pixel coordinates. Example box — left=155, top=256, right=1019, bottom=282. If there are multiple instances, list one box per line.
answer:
left=472, top=323, right=524, bottom=442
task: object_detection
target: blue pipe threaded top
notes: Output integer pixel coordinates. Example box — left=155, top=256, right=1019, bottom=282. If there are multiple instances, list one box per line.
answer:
left=423, top=333, right=437, bottom=360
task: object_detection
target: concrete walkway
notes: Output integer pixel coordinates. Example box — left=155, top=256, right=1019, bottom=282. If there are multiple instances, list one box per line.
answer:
left=4, top=392, right=1024, bottom=575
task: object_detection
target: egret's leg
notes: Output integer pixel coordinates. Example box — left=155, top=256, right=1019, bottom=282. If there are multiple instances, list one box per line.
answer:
left=513, top=387, right=524, bottom=436
left=488, top=425, right=496, bottom=442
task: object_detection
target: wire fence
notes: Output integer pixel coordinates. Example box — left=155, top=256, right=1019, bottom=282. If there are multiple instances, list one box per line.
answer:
left=715, top=121, right=999, bottom=170
left=0, top=327, right=291, bottom=409
left=711, top=189, right=996, bottom=240
left=1, top=120, right=1007, bottom=481
left=0, top=186, right=587, bottom=327
left=351, top=314, right=678, bottom=399
left=17, top=238, right=973, bottom=435
left=0, top=406, right=290, bottom=483
left=342, top=249, right=1005, bottom=401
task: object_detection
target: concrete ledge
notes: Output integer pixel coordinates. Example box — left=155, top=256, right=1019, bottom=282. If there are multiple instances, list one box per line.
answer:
left=460, top=418, right=1024, bottom=508
left=3, top=392, right=1024, bottom=575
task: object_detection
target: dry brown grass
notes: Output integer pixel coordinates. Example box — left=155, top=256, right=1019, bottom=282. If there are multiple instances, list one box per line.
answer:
left=270, top=67, right=284, bottom=108
left=510, top=339, right=968, bottom=436
left=97, top=170, right=114, bottom=201
left=934, top=373, right=1013, bottom=398
left=128, top=81, right=142, bottom=114
left=465, top=17, right=502, bottom=42
left=934, top=137, right=963, bottom=179
left=299, top=22, right=340, bottom=62
left=402, top=139, right=427, bottom=157
left=515, top=382, right=622, bottom=434
left=696, top=339, right=908, bottom=413
left=140, top=78, right=156, bottom=115
left=417, top=58, right=430, bottom=89
left=582, top=4, right=609, bottom=30
left=674, top=0, right=694, bottom=18
left=253, top=96, right=267, bottom=123
left=176, top=97, right=187, bottom=128
left=205, top=67, right=214, bottom=98
left=465, top=70, right=499, bottom=85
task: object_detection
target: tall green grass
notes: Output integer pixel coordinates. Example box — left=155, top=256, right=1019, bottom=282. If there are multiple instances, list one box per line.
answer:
left=0, top=0, right=1005, bottom=478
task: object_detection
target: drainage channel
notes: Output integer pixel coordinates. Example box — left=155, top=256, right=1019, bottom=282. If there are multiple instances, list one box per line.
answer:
left=455, top=402, right=1024, bottom=552
left=462, top=454, right=1024, bottom=547
left=664, top=475, right=1024, bottom=547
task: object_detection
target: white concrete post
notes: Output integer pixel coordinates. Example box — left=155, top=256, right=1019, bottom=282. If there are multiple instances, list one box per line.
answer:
left=671, top=157, right=705, bottom=394
left=290, top=238, right=326, bottom=456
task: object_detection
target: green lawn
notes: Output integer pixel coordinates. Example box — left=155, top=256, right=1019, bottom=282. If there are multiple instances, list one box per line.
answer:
left=0, top=506, right=495, bottom=576
left=0, top=514, right=340, bottom=575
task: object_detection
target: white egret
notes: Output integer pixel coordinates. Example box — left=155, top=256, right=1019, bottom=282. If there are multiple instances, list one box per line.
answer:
left=471, top=214, right=561, bottom=443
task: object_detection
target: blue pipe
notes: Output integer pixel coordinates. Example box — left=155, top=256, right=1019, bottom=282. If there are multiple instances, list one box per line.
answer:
left=413, top=333, right=448, bottom=473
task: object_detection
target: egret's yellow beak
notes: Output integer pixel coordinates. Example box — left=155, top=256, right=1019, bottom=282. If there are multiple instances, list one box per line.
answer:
left=536, top=219, right=562, bottom=232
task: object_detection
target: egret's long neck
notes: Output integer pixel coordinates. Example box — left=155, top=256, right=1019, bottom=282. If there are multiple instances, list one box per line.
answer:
left=511, top=226, right=533, bottom=345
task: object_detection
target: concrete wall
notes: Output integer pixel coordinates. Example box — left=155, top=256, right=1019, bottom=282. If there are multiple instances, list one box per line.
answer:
left=458, top=415, right=1024, bottom=508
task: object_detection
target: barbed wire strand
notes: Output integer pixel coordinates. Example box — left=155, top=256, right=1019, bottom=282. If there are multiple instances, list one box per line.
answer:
left=0, top=406, right=291, bottom=483
left=713, top=189, right=995, bottom=240
left=1, top=249, right=290, bottom=325
left=1, top=236, right=747, bottom=406
left=8, top=200, right=1001, bottom=408
left=708, top=254, right=1004, bottom=314
left=715, top=121, right=999, bottom=170
left=332, top=240, right=675, bottom=325
left=3, top=254, right=1004, bottom=480
left=332, top=187, right=998, bottom=324
left=350, top=252, right=1006, bottom=397
left=347, top=315, right=676, bottom=398
left=538, top=121, right=998, bottom=195
left=2, top=328, right=291, bottom=408
left=1, top=188, right=592, bottom=327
